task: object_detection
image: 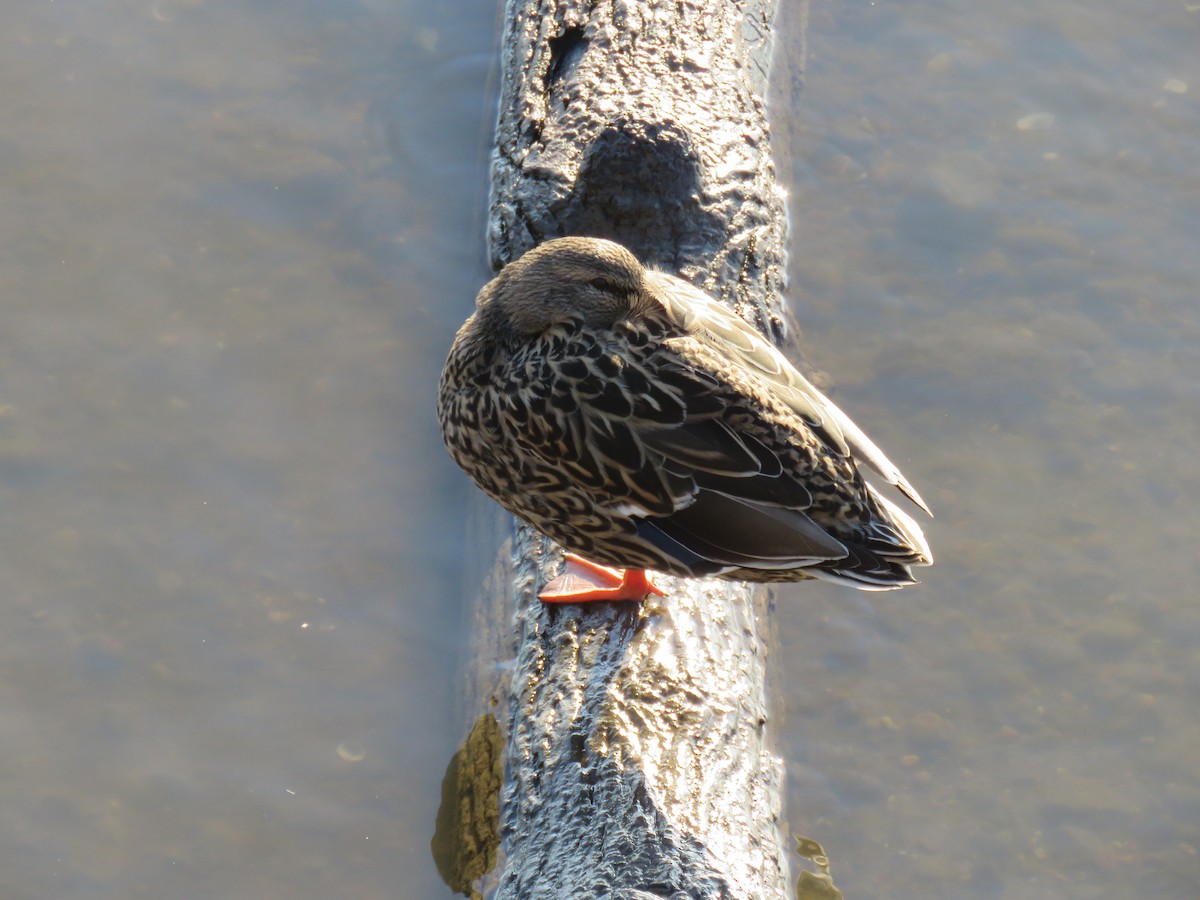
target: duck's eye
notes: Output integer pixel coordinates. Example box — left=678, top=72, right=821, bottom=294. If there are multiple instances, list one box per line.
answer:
left=588, top=277, right=623, bottom=293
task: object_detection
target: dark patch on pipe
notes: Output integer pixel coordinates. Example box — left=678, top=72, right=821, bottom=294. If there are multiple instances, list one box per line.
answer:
left=557, top=121, right=723, bottom=271
left=546, top=26, right=587, bottom=91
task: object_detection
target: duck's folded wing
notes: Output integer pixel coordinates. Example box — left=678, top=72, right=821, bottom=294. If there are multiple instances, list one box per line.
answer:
left=637, top=491, right=848, bottom=571
left=628, top=335, right=930, bottom=584
left=647, top=272, right=931, bottom=515
left=625, top=358, right=853, bottom=573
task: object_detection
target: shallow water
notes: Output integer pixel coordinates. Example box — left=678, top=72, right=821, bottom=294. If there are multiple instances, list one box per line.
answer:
left=1, top=1, right=1196, bottom=898
left=1, top=2, right=491, bottom=897
left=772, top=2, right=1200, bottom=897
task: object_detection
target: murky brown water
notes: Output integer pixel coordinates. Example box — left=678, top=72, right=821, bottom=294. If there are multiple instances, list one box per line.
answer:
left=772, top=2, right=1200, bottom=898
left=1, top=2, right=491, bottom=897
left=1, top=1, right=1196, bottom=898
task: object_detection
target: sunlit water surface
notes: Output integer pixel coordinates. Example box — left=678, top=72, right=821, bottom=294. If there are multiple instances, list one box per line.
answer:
left=772, top=3, right=1199, bottom=898
left=2, top=1, right=493, bottom=897
left=1, top=1, right=1196, bottom=898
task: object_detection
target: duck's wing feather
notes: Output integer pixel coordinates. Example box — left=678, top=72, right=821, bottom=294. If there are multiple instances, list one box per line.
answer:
left=646, top=272, right=932, bottom=516
left=646, top=491, right=849, bottom=567
left=629, top=342, right=930, bottom=582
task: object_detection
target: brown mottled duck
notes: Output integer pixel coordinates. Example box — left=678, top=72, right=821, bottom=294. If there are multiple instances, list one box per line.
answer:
left=437, top=237, right=932, bottom=602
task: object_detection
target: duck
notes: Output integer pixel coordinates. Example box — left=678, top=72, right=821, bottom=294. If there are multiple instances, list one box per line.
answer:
left=437, top=237, right=932, bottom=602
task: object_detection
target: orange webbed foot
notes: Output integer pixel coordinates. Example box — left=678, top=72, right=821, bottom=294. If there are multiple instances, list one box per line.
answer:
left=539, top=553, right=667, bottom=603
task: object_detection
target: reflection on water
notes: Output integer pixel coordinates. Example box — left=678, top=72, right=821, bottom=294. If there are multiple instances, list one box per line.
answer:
left=431, top=714, right=502, bottom=900
left=1, top=0, right=1197, bottom=897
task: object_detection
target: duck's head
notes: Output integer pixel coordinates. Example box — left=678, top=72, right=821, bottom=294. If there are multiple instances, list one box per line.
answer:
left=478, top=237, right=650, bottom=338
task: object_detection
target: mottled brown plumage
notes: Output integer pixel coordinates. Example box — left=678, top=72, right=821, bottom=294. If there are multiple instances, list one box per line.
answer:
left=437, top=237, right=932, bottom=592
